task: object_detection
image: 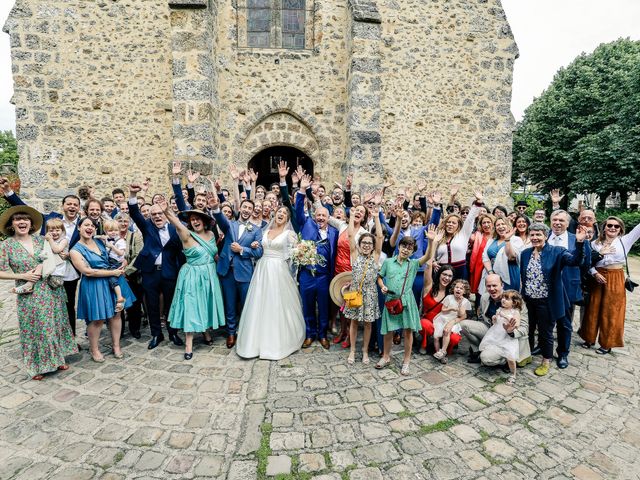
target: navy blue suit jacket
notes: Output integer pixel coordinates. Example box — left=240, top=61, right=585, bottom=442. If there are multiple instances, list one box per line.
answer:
left=520, top=241, right=585, bottom=321
left=295, top=192, right=338, bottom=275
left=129, top=200, right=185, bottom=280
left=548, top=232, right=591, bottom=304
left=213, top=211, right=263, bottom=281
left=4, top=192, right=81, bottom=247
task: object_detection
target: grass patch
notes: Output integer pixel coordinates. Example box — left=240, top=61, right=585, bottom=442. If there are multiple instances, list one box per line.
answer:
left=279, top=363, right=294, bottom=368
left=417, top=418, right=460, bottom=436
left=323, top=452, right=332, bottom=469
left=481, top=452, right=504, bottom=466
left=341, top=465, right=357, bottom=480
left=256, top=423, right=273, bottom=480
left=479, top=429, right=490, bottom=441
left=472, top=395, right=489, bottom=407
left=397, top=409, right=415, bottom=418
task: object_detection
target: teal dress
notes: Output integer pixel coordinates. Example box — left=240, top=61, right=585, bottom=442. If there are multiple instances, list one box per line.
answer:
left=168, top=232, right=225, bottom=333
left=379, top=257, right=421, bottom=334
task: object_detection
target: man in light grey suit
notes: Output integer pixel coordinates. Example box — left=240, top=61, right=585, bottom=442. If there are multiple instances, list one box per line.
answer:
left=461, top=273, right=532, bottom=367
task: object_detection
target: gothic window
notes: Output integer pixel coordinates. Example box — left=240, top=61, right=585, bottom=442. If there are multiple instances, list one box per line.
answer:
left=282, top=0, right=305, bottom=50
left=245, top=0, right=307, bottom=50
left=247, top=0, right=271, bottom=48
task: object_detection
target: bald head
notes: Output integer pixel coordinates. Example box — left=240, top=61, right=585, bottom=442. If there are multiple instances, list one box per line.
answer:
left=485, top=273, right=503, bottom=300
left=315, top=206, right=329, bottom=229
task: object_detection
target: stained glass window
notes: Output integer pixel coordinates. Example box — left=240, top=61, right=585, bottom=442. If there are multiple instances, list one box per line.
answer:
left=247, top=0, right=271, bottom=48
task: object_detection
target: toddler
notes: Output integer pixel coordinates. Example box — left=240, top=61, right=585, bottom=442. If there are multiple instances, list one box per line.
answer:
left=96, top=219, right=126, bottom=311
left=432, top=279, right=471, bottom=364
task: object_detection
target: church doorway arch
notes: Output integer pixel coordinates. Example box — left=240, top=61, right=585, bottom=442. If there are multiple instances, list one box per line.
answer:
left=248, top=146, right=313, bottom=189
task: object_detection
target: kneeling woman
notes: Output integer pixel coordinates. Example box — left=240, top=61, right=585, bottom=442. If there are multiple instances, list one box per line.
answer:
left=160, top=199, right=224, bottom=359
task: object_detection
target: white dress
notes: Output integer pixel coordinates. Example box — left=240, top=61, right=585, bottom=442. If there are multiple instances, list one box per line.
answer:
left=479, top=307, right=520, bottom=361
left=433, top=295, right=471, bottom=337
left=236, top=229, right=306, bottom=360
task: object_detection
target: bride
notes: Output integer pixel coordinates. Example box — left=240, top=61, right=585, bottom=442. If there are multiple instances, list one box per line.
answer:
left=236, top=206, right=305, bottom=360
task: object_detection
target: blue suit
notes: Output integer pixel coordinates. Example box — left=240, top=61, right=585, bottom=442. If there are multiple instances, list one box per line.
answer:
left=547, top=232, right=591, bottom=356
left=520, top=240, right=585, bottom=359
left=130, top=200, right=186, bottom=337
left=295, top=192, right=338, bottom=340
left=213, top=211, right=263, bottom=336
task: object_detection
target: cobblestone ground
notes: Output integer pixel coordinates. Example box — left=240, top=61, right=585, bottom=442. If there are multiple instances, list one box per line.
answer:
left=0, top=259, right=638, bottom=480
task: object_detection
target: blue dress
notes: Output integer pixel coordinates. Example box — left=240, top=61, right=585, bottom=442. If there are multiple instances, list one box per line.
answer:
left=486, top=240, right=521, bottom=292
left=168, top=232, right=225, bottom=333
left=72, top=240, right=135, bottom=322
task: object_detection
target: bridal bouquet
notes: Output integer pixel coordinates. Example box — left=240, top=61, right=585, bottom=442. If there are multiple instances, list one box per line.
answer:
left=290, top=237, right=327, bottom=275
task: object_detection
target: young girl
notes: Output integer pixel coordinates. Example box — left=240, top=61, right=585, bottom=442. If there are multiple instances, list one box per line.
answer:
left=43, top=218, right=69, bottom=289
left=432, top=279, right=471, bottom=364
left=96, top=219, right=126, bottom=311
left=479, top=290, right=522, bottom=385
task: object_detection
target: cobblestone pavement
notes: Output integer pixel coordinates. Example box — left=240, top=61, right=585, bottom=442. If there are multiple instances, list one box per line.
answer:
left=0, top=259, right=638, bottom=480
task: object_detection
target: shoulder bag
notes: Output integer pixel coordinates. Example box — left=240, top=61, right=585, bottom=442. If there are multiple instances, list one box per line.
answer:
left=384, top=262, right=410, bottom=315
left=620, top=241, right=639, bottom=292
left=343, top=258, right=370, bottom=308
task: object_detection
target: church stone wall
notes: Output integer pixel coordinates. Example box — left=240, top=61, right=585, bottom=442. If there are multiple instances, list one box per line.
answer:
left=3, top=0, right=175, bottom=211
left=378, top=0, right=518, bottom=202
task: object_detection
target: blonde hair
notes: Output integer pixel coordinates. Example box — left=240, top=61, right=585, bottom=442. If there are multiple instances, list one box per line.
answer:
left=103, top=219, right=119, bottom=232
left=45, top=218, right=64, bottom=232
left=502, top=289, right=523, bottom=310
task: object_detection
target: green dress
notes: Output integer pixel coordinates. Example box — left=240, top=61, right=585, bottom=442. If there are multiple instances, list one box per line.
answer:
left=0, top=236, right=77, bottom=376
left=168, top=232, right=225, bottom=333
left=379, top=256, right=421, bottom=334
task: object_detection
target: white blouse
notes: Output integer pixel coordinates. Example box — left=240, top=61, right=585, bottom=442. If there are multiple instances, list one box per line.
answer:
left=436, top=205, right=480, bottom=264
left=589, top=223, right=640, bottom=273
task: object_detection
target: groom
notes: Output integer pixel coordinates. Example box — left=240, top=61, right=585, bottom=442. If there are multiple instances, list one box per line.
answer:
left=210, top=194, right=263, bottom=348
left=295, top=176, right=338, bottom=349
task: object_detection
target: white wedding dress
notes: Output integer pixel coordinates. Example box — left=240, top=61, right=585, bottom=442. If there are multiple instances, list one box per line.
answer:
left=236, top=229, right=305, bottom=360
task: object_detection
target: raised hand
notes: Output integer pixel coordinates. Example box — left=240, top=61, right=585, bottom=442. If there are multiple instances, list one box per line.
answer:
left=129, top=183, right=142, bottom=194
left=172, top=161, right=182, bottom=176
left=345, top=174, right=353, bottom=190
left=575, top=225, right=587, bottom=243
left=229, top=164, right=239, bottom=181
left=248, top=168, right=258, bottom=183
left=599, top=244, right=616, bottom=255
left=417, top=181, right=427, bottom=193
left=474, top=190, right=483, bottom=203
left=212, top=178, right=222, bottom=193
left=206, top=192, right=220, bottom=210
left=157, top=198, right=169, bottom=213
left=0, top=177, right=11, bottom=194
left=550, top=188, right=564, bottom=204
left=431, top=190, right=442, bottom=204
left=141, top=178, right=151, bottom=192
left=450, top=184, right=460, bottom=197
left=373, top=189, right=383, bottom=205
left=186, top=169, right=200, bottom=184
left=278, top=160, right=289, bottom=179
left=505, top=226, right=516, bottom=240
left=300, top=174, right=312, bottom=191
left=426, top=224, right=437, bottom=241
left=239, top=170, right=247, bottom=183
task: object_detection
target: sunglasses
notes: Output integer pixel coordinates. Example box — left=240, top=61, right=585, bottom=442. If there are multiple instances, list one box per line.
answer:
left=606, top=223, right=621, bottom=230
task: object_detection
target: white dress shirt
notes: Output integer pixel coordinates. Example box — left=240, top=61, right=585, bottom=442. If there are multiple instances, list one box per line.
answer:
left=62, top=216, right=79, bottom=281
left=155, top=224, right=170, bottom=265
left=549, top=231, right=568, bottom=249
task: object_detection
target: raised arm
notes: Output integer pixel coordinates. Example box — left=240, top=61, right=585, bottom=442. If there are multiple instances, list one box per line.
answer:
left=127, top=183, right=148, bottom=233
left=419, top=224, right=442, bottom=266
left=159, top=198, right=191, bottom=243
left=208, top=193, right=230, bottom=235
left=45, top=234, right=68, bottom=254
left=347, top=208, right=358, bottom=263
left=389, top=206, right=402, bottom=248
left=171, top=161, right=188, bottom=213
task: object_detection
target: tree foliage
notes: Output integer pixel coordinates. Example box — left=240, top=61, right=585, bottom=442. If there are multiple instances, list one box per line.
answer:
left=513, top=38, right=640, bottom=209
left=0, top=130, right=18, bottom=168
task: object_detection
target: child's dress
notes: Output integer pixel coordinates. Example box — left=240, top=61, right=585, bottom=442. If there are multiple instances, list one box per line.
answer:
left=42, top=238, right=67, bottom=288
left=433, top=294, right=472, bottom=337
left=479, top=307, right=520, bottom=361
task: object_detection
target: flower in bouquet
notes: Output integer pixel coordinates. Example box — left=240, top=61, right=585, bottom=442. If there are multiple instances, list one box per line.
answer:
left=290, top=236, right=326, bottom=275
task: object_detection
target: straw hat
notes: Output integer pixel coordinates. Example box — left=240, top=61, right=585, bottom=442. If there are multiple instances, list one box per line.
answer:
left=178, top=209, right=213, bottom=226
left=0, top=205, right=43, bottom=236
left=329, top=271, right=354, bottom=307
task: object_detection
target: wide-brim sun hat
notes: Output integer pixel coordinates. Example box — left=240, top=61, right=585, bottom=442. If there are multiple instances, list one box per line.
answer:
left=0, top=205, right=43, bottom=236
left=329, top=271, right=354, bottom=307
left=178, top=209, right=213, bottom=226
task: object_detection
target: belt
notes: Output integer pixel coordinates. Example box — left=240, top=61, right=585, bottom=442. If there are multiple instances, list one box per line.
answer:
left=154, top=265, right=162, bottom=270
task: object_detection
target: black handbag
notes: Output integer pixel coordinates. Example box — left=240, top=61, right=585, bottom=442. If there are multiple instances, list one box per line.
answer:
left=621, top=242, right=639, bottom=293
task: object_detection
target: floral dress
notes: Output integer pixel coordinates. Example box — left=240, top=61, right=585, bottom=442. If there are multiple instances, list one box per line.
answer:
left=0, top=236, right=77, bottom=376
left=343, top=254, right=380, bottom=323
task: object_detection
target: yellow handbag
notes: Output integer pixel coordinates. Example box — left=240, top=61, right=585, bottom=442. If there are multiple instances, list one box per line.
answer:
left=343, top=258, right=370, bottom=308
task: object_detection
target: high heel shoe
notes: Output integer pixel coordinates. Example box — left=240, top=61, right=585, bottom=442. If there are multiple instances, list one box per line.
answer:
left=202, top=333, right=213, bottom=346
left=184, top=352, right=193, bottom=360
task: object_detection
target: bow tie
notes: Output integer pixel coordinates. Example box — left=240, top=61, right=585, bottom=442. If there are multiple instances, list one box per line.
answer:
left=238, top=221, right=249, bottom=227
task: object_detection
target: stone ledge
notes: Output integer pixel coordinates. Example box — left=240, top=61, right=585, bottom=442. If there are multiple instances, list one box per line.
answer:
left=168, top=0, right=208, bottom=9
left=348, top=0, right=381, bottom=24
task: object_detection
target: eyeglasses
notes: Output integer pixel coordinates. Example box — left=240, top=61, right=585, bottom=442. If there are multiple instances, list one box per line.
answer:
left=606, top=224, right=621, bottom=230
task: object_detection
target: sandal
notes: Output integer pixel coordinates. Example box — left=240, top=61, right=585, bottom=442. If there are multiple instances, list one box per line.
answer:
left=580, top=342, right=593, bottom=349
left=595, top=347, right=611, bottom=355
left=433, top=349, right=445, bottom=360
left=91, top=354, right=105, bottom=363
left=362, top=356, right=370, bottom=365
left=506, top=375, right=516, bottom=385
left=12, top=284, right=34, bottom=295
left=400, top=363, right=410, bottom=376
left=57, top=365, right=70, bottom=371
left=375, top=358, right=391, bottom=370
left=347, top=353, right=355, bottom=365
left=32, top=374, right=44, bottom=381
left=202, top=333, right=213, bottom=346
left=112, top=350, right=124, bottom=359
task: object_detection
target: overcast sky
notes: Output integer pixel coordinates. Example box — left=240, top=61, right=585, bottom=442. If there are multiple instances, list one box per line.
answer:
left=0, top=0, right=639, bottom=132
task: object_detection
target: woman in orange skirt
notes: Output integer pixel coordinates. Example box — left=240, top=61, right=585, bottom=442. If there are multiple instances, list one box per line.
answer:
left=580, top=216, right=640, bottom=354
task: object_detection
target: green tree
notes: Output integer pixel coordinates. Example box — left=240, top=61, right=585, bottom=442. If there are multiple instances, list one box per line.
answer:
left=0, top=130, right=19, bottom=168
left=513, top=38, right=640, bottom=210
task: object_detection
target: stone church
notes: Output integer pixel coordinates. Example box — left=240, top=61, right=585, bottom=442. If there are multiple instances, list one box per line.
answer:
left=4, top=0, right=518, bottom=209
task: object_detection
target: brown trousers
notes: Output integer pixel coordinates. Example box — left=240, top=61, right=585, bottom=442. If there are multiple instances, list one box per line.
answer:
left=579, top=268, right=626, bottom=349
